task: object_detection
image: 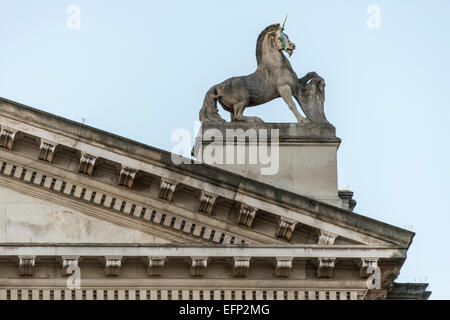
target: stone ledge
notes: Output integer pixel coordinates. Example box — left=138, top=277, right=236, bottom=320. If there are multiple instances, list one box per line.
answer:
left=0, top=243, right=409, bottom=259
left=386, top=283, right=431, bottom=300
left=198, top=122, right=340, bottom=143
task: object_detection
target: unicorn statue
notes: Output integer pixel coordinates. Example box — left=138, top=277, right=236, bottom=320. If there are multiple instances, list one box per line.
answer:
left=199, top=17, right=329, bottom=124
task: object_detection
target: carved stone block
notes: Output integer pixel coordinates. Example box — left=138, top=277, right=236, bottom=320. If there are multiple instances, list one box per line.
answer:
left=18, top=256, right=35, bottom=276
left=147, top=256, right=165, bottom=277
left=358, top=258, right=379, bottom=278
left=274, top=258, right=293, bottom=278
left=338, top=190, right=357, bottom=211
left=104, top=257, right=122, bottom=276
left=39, top=139, right=57, bottom=162
left=317, top=258, right=335, bottom=278
left=79, top=153, right=97, bottom=175
left=232, top=257, right=250, bottom=277
left=61, top=256, right=79, bottom=276
left=190, top=257, right=207, bottom=277
left=198, top=191, right=216, bottom=215
left=0, top=127, right=17, bottom=150
left=118, top=166, right=137, bottom=188
left=275, top=217, right=297, bottom=241
left=318, top=230, right=337, bottom=245
left=237, top=204, right=257, bottom=228
left=159, top=178, right=178, bottom=201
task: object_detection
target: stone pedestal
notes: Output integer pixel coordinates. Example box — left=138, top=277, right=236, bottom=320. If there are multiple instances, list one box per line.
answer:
left=193, top=123, right=344, bottom=207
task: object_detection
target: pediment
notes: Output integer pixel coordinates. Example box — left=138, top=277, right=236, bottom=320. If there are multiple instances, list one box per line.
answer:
left=0, top=186, right=173, bottom=244
left=0, top=153, right=408, bottom=248
left=0, top=98, right=414, bottom=249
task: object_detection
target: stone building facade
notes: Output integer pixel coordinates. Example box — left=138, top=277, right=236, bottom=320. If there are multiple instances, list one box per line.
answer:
left=0, top=97, right=430, bottom=300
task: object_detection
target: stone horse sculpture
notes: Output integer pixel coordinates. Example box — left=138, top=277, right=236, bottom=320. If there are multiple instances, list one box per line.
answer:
left=199, top=21, right=329, bottom=124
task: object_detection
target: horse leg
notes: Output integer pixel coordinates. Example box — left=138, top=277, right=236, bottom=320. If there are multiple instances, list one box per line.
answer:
left=231, top=101, right=263, bottom=122
left=232, top=101, right=245, bottom=121
left=278, top=85, right=309, bottom=123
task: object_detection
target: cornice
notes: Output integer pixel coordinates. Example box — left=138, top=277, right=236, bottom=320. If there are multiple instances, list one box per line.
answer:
left=0, top=243, right=408, bottom=257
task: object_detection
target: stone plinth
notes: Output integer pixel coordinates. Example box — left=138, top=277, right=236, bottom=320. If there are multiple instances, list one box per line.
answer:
left=193, top=123, right=342, bottom=207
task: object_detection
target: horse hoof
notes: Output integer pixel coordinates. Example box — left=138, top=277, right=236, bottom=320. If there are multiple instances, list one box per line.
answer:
left=299, top=118, right=310, bottom=124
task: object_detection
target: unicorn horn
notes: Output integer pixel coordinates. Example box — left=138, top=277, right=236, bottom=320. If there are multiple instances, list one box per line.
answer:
left=280, top=14, right=288, bottom=30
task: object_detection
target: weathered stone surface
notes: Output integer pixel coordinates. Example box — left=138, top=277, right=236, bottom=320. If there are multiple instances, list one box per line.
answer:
left=197, top=122, right=338, bottom=142
left=338, top=190, right=357, bottom=211
left=18, top=256, right=35, bottom=276
left=198, top=191, right=216, bottom=215
left=61, top=256, right=79, bottom=276
left=193, top=122, right=342, bottom=207
left=317, top=258, right=336, bottom=278
left=159, top=178, right=177, bottom=201
left=276, top=217, right=297, bottom=241
left=190, top=257, right=208, bottom=277
left=0, top=244, right=410, bottom=259
left=387, top=283, right=431, bottom=300
left=237, top=204, right=257, bottom=228
left=358, top=258, right=378, bottom=278
left=104, top=256, right=122, bottom=276
left=79, top=153, right=97, bottom=175
left=274, top=258, right=293, bottom=278
left=232, top=257, right=250, bottom=277
left=318, top=230, right=337, bottom=245
left=0, top=187, right=171, bottom=244
left=0, top=127, right=16, bottom=150
left=118, top=166, right=137, bottom=188
left=38, top=139, right=57, bottom=163
left=147, top=256, right=165, bottom=277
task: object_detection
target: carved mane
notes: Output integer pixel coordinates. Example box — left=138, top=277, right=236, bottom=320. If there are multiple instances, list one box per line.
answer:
left=255, top=23, right=280, bottom=65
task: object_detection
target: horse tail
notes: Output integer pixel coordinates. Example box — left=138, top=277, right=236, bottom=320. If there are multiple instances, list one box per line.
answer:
left=199, top=86, right=225, bottom=122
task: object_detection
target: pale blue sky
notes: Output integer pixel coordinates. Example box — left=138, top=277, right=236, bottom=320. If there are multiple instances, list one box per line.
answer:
left=1, top=0, right=449, bottom=299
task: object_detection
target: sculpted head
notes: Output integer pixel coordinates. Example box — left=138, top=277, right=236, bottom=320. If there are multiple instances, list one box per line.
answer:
left=256, top=21, right=297, bottom=65
left=274, top=29, right=296, bottom=56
